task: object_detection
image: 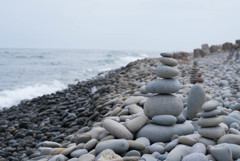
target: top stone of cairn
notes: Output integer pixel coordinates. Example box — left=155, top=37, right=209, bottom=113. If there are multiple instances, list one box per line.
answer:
left=160, top=53, right=173, bottom=58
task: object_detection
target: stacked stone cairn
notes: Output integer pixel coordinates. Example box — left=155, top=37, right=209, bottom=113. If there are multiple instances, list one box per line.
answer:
left=190, top=61, right=199, bottom=84
left=232, top=78, right=239, bottom=91
left=137, top=53, right=194, bottom=143
left=198, top=100, right=225, bottom=140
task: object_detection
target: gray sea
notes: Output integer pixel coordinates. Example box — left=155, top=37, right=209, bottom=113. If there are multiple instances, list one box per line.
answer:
left=0, top=49, right=159, bottom=108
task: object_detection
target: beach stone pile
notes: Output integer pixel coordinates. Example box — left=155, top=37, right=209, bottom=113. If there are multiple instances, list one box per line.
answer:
left=232, top=78, right=239, bottom=91
left=137, top=53, right=194, bottom=143
left=190, top=61, right=199, bottom=84
left=198, top=100, right=225, bottom=140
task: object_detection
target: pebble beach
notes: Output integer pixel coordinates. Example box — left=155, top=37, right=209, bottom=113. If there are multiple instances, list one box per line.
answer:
left=0, top=41, right=240, bottom=161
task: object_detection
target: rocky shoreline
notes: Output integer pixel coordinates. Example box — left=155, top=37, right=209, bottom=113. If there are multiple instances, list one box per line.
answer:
left=0, top=41, right=240, bottom=161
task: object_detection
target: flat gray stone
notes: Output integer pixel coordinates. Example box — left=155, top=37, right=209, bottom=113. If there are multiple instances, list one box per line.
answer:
left=83, top=139, right=97, bottom=151
left=124, top=150, right=141, bottom=157
left=155, top=65, right=179, bottom=78
left=95, top=139, right=129, bottom=154
left=160, top=53, right=173, bottom=57
left=70, top=149, right=88, bottom=158
left=144, top=94, right=183, bottom=118
left=160, top=57, right=178, bottom=66
left=146, top=78, right=181, bottom=94
left=210, top=146, right=232, bottom=161
left=198, top=116, right=223, bottom=127
left=152, top=115, right=177, bottom=126
left=201, top=108, right=221, bottom=118
left=148, top=143, right=164, bottom=154
left=187, top=84, right=206, bottom=120
left=217, top=134, right=240, bottom=145
left=103, top=119, right=133, bottom=140
left=202, top=100, right=218, bottom=111
left=38, top=141, right=61, bottom=148
left=182, top=153, right=208, bottom=161
left=198, top=125, right=225, bottom=139
left=137, top=122, right=194, bottom=143
left=165, top=139, right=179, bottom=152
left=178, top=136, right=197, bottom=146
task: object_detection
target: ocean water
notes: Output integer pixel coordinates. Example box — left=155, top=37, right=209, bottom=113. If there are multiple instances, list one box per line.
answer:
left=0, top=49, right=159, bottom=108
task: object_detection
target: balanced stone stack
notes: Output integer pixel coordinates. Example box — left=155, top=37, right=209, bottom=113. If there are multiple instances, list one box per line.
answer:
left=190, top=61, right=199, bottom=83
left=137, top=53, right=194, bottom=143
left=198, top=100, right=225, bottom=140
left=232, top=78, right=239, bottom=91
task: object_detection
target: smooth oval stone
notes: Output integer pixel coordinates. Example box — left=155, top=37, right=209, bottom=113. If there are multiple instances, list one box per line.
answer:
left=160, top=57, right=178, bottom=66
left=182, top=153, right=208, bottom=161
left=190, top=143, right=206, bottom=154
left=78, top=154, right=95, bottom=161
left=148, top=143, right=165, bottom=154
left=178, top=136, right=197, bottom=146
left=202, top=100, right=218, bottom=111
left=160, top=53, right=173, bottom=57
left=187, top=84, right=206, bottom=120
left=126, top=115, right=148, bottom=133
left=155, top=65, right=179, bottom=78
left=201, top=108, right=221, bottom=118
left=38, top=141, right=61, bottom=148
left=166, top=145, right=191, bottom=161
left=144, top=95, right=183, bottom=118
left=215, top=143, right=240, bottom=160
left=198, top=125, right=225, bottom=139
left=152, top=115, right=177, bottom=126
left=176, top=115, right=186, bottom=123
left=95, top=139, right=129, bottom=154
left=125, top=150, right=141, bottom=157
left=146, top=79, right=181, bottom=94
left=70, top=149, right=88, bottom=158
left=137, top=122, right=194, bottom=143
left=217, top=134, right=240, bottom=145
left=165, top=139, right=179, bottom=152
left=83, top=139, right=98, bottom=151
left=103, top=119, right=133, bottom=140
left=210, top=146, right=232, bottom=161
left=198, top=116, right=223, bottom=127
left=127, top=140, right=146, bottom=151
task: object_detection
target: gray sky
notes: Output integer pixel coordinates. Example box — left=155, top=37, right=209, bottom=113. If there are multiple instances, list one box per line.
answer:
left=0, top=0, right=240, bottom=51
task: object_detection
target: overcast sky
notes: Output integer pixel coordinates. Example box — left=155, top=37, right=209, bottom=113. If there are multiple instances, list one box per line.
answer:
left=0, top=0, right=240, bottom=51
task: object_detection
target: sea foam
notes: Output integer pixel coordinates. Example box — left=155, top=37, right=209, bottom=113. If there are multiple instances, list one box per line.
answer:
left=0, top=80, right=66, bottom=109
